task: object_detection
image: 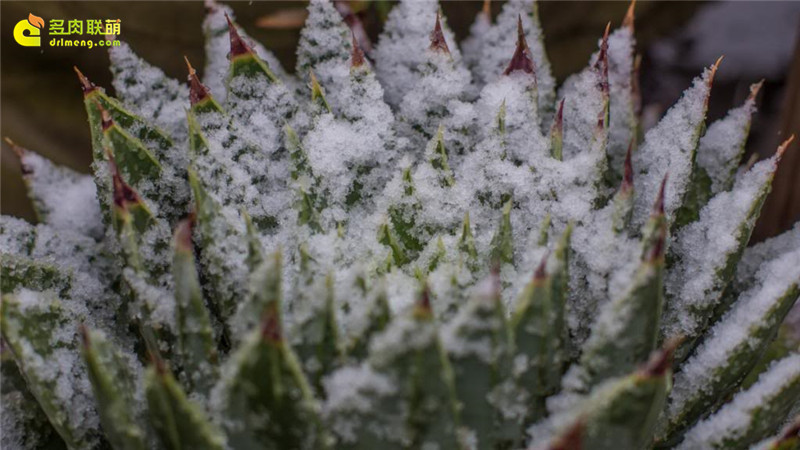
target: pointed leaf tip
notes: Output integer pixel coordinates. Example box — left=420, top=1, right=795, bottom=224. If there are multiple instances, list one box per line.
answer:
left=174, top=216, right=194, bottom=252
left=623, top=0, right=636, bottom=30
left=534, top=251, right=549, bottom=281
left=429, top=12, right=450, bottom=54
left=555, top=99, right=565, bottom=128
left=503, top=15, right=535, bottom=75
left=647, top=226, right=666, bottom=263
left=226, top=13, right=251, bottom=57
left=595, top=24, right=610, bottom=93
left=482, top=0, right=491, bottom=18
left=641, top=338, right=681, bottom=377
left=73, top=66, right=96, bottom=94
left=260, top=304, right=282, bottom=343
left=415, top=285, right=433, bottom=317
left=622, top=140, right=634, bottom=191
left=776, top=135, right=795, bottom=161
left=708, top=56, right=724, bottom=86
left=3, top=137, right=25, bottom=161
left=748, top=79, right=764, bottom=102
left=184, top=56, right=211, bottom=105
left=350, top=32, right=366, bottom=68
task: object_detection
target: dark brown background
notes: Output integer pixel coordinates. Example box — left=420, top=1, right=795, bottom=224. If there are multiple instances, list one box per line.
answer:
left=2, top=1, right=797, bottom=241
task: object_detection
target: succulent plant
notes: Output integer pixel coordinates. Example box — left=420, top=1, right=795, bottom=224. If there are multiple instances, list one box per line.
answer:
left=3, top=0, right=800, bottom=449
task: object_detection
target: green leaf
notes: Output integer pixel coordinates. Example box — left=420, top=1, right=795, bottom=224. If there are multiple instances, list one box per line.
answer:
left=1, top=253, right=71, bottom=298
left=242, top=210, right=264, bottom=271
left=1, top=291, right=102, bottom=449
left=347, top=284, right=391, bottom=360
left=293, top=274, right=342, bottom=395
left=285, top=124, right=313, bottom=182
left=310, top=71, right=332, bottom=115
left=577, top=217, right=664, bottom=388
left=696, top=82, right=760, bottom=196
left=428, top=125, right=456, bottom=188
left=542, top=344, right=675, bottom=450
left=77, top=68, right=174, bottom=163
left=378, top=222, right=408, bottom=267
left=665, top=148, right=785, bottom=360
left=172, top=219, right=218, bottom=395
left=144, top=363, right=224, bottom=450
left=362, top=291, right=462, bottom=448
left=632, top=62, right=718, bottom=227
left=8, top=140, right=102, bottom=237
left=510, top=254, right=556, bottom=420
left=217, top=305, right=327, bottom=449
left=1, top=342, right=67, bottom=450
left=489, top=199, right=514, bottom=265
left=102, top=115, right=162, bottom=190
left=657, top=254, right=800, bottom=444
left=549, top=99, right=564, bottom=161
left=753, top=416, right=800, bottom=450
left=611, top=144, right=634, bottom=234
left=446, top=273, right=518, bottom=449
left=385, top=168, right=425, bottom=262
left=227, top=20, right=279, bottom=85
left=537, top=213, right=552, bottom=246
left=458, top=212, right=478, bottom=271
left=109, top=41, right=189, bottom=139
left=187, top=169, right=247, bottom=327
left=549, top=224, right=572, bottom=359
left=109, top=170, right=155, bottom=274
left=80, top=327, right=146, bottom=450
left=679, top=354, right=800, bottom=449
left=232, top=251, right=282, bottom=343
left=202, top=2, right=288, bottom=103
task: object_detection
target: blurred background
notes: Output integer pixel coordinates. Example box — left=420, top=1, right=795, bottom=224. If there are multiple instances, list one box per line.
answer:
left=2, top=1, right=799, bottom=242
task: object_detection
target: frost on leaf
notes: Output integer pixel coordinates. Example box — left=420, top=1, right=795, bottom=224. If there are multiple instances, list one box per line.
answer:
left=374, top=0, right=464, bottom=108
left=8, top=138, right=103, bottom=239
left=658, top=246, right=800, bottom=443
left=632, top=61, right=719, bottom=227
left=678, top=354, right=800, bottom=449
left=663, top=144, right=786, bottom=347
left=202, top=0, right=289, bottom=104
left=471, top=0, right=555, bottom=127
left=108, top=41, right=189, bottom=141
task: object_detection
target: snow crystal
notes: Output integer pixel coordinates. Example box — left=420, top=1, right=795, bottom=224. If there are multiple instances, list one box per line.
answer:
left=678, top=354, right=800, bottom=449
left=109, top=41, right=189, bottom=140
left=19, top=150, right=103, bottom=239
left=296, top=0, right=352, bottom=104
left=322, top=364, right=397, bottom=442
left=632, top=67, right=712, bottom=226
left=606, top=27, right=636, bottom=177
left=665, top=247, right=800, bottom=425
left=471, top=0, right=555, bottom=126
left=374, top=0, right=464, bottom=108
left=202, top=1, right=290, bottom=104
left=663, top=156, right=777, bottom=340
left=397, top=47, right=475, bottom=154
left=696, top=96, right=756, bottom=195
